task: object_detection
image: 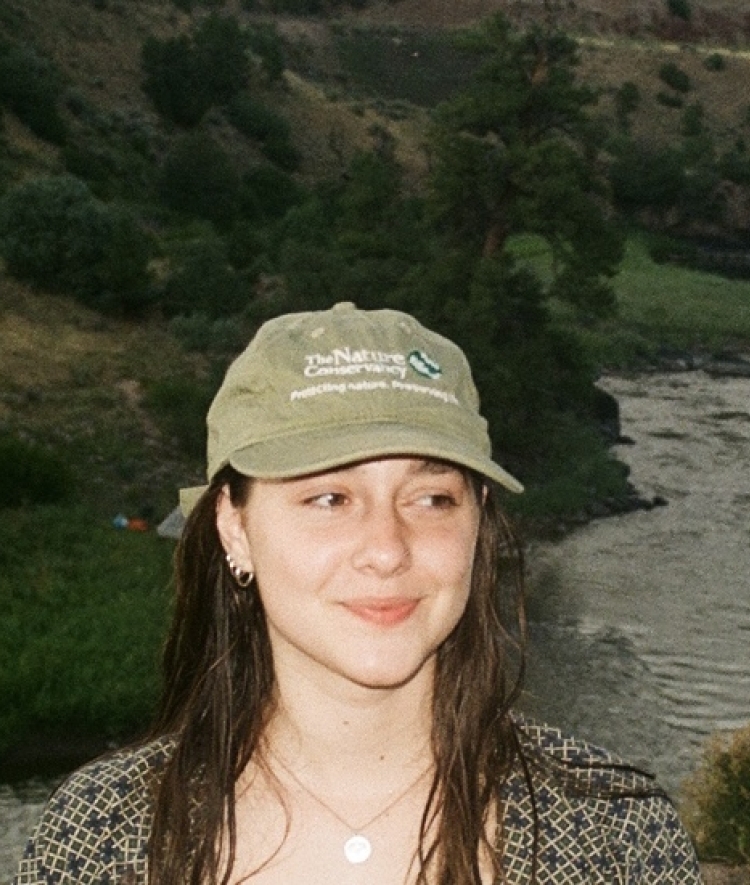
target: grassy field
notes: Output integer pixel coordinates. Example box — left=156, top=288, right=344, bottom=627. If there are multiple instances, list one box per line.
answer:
left=0, top=504, right=173, bottom=778
left=614, top=237, right=750, bottom=350
left=512, top=234, right=750, bottom=365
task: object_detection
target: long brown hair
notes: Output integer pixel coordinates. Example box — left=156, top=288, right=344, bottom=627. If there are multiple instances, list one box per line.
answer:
left=146, top=464, right=528, bottom=885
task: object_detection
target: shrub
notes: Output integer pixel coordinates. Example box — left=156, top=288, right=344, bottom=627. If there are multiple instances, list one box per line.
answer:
left=268, top=0, right=323, bottom=13
left=62, top=136, right=156, bottom=203
left=0, top=435, right=73, bottom=508
left=227, top=94, right=301, bottom=171
left=0, top=175, right=154, bottom=313
left=142, top=35, right=211, bottom=127
left=158, top=132, right=240, bottom=227
left=657, top=90, right=684, bottom=109
left=614, top=81, right=640, bottom=131
left=238, top=163, right=306, bottom=221
left=226, top=221, right=270, bottom=270
left=261, top=134, right=301, bottom=171
left=719, top=146, right=750, bottom=186
left=227, top=93, right=290, bottom=143
left=704, top=52, right=726, bottom=72
left=170, top=312, right=249, bottom=354
left=667, top=0, right=692, bottom=20
left=659, top=62, right=691, bottom=93
left=681, top=724, right=750, bottom=862
left=90, top=205, right=157, bottom=315
left=144, top=377, right=216, bottom=457
left=609, top=145, right=686, bottom=214
left=682, top=102, right=706, bottom=138
left=246, top=23, right=285, bottom=83
left=161, top=235, right=248, bottom=318
left=192, top=14, right=250, bottom=104
left=142, top=14, right=249, bottom=127
left=0, top=42, right=68, bottom=144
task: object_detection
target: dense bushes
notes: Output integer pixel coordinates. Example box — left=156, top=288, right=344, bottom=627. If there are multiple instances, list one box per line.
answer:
left=0, top=175, right=154, bottom=314
left=659, top=61, right=691, bottom=94
left=141, top=13, right=287, bottom=126
left=160, top=234, right=248, bottom=317
left=667, top=0, right=692, bottom=21
left=158, top=132, right=240, bottom=226
left=142, top=14, right=250, bottom=126
left=610, top=145, right=687, bottom=216
left=0, top=41, right=67, bottom=144
left=227, top=93, right=300, bottom=170
left=704, top=52, right=726, bottom=72
left=144, top=377, right=217, bottom=457
left=0, top=435, right=73, bottom=509
left=682, top=724, right=750, bottom=862
left=614, top=81, right=640, bottom=132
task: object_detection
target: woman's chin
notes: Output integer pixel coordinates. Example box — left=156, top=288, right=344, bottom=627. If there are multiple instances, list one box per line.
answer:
left=336, top=651, right=436, bottom=692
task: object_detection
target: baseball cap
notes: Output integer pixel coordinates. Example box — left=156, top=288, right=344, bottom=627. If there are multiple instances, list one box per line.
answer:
left=180, top=302, right=523, bottom=514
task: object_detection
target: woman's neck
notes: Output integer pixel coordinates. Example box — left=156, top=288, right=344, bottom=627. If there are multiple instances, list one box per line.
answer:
left=262, top=661, right=435, bottom=784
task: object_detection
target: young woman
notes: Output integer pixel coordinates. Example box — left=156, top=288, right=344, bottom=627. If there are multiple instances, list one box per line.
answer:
left=14, top=303, right=701, bottom=884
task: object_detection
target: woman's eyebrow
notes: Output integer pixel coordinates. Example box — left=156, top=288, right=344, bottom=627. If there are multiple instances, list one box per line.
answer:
left=411, top=459, right=463, bottom=476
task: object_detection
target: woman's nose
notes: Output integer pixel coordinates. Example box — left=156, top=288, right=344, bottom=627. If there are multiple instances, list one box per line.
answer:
left=350, top=502, right=411, bottom=575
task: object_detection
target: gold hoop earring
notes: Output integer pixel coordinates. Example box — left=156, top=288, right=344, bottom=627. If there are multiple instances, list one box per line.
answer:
left=226, top=553, right=254, bottom=588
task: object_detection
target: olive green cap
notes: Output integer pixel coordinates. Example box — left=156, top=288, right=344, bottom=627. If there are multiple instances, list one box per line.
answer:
left=180, top=302, right=522, bottom=513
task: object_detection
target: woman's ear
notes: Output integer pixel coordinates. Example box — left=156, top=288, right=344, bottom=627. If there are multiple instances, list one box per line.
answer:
left=216, top=485, right=254, bottom=573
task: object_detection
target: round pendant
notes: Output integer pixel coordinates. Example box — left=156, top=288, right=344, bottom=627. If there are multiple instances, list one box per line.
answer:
left=344, top=834, right=372, bottom=864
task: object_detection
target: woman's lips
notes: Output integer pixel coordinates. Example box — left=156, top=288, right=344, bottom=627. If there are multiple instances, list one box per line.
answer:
left=342, top=598, right=420, bottom=626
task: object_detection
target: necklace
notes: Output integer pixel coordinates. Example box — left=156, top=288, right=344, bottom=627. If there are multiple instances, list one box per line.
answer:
left=271, top=752, right=431, bottom=865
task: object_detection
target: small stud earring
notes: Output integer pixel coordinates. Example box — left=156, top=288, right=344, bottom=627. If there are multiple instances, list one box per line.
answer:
left=225, top=553, right=254, bottom=588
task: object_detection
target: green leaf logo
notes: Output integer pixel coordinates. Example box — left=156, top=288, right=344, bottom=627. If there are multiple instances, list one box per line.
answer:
left=408, top=350, right=442, bottom=380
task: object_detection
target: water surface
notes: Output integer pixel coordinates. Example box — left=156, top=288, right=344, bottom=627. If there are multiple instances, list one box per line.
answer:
left=523, top=372, right=750, bottom=796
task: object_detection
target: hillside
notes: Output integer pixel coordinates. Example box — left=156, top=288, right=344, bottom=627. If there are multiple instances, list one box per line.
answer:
left=3, top=0, right=750, bottom=523
left=0, top=279, right=208, bottom=519
left=4, top=0, right=750, bottom=185
left=350, top=0, right=750, bottom=42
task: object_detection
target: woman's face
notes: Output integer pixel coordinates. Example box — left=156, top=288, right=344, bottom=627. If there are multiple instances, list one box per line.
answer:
left=217, top=457, right=482, bottom=693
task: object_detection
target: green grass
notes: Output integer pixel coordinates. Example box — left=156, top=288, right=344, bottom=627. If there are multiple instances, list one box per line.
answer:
left=512, top=234, right=750, bottom=366
left=0, top=504, right=173, bottom=775
left=613, top=237, right=750, bottom=349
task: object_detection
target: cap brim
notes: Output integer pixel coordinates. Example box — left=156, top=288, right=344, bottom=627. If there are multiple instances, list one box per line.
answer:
left=179, top=423, right=523, bottom=517
left=229, top=422, right=523, bottom=491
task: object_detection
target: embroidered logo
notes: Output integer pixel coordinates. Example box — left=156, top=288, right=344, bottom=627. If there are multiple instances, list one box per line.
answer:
left=408, top=350, right=442, bottom=380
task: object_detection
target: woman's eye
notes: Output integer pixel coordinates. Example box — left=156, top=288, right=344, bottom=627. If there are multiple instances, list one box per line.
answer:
left=417, top=492, right=459, bottom=509
left=307, top=492, right=348, bottom=509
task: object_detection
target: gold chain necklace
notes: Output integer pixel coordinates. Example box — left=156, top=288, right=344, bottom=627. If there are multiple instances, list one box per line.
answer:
left=271, top=752, right=431, bottom=865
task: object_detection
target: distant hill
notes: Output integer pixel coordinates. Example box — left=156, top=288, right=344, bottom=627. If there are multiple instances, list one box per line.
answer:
left=348, top=0, right=750, bottom=42
left=3, top=0, right=750, bottom=185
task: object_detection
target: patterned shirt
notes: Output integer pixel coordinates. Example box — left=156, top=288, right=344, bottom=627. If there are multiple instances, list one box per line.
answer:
left=12, top=720, right=703, bottom=884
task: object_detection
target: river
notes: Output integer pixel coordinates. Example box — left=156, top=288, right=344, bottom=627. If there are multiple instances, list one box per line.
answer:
left=522, top=370, right=750, bottom=797
left=2, top=370, right=749, bottom=881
